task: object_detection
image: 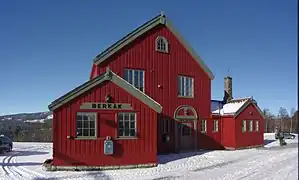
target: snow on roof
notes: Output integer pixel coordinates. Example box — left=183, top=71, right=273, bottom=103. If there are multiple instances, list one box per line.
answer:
left=212, top=97, right=252, bottom=115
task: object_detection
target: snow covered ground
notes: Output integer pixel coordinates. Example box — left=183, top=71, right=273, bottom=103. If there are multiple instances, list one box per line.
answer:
left=0, top=133, right=297, bottom=180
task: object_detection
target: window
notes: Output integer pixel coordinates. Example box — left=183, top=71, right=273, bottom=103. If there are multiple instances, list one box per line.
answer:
left=213, top=120, right=219, bottom=132
left=242, top=120, right=246, bottom=132
left=200, top=120, right=207, bottom=133
left=255, top=120, right=259, bottom=132
left=124, top=69, right=144, bottom=92
left=249, top=120, right=253, bottom=132
left=76, top=112, right=96, bottom=137
left=182, top=124, right=192, bottom=136
left=178, top=75, right=194, bottom=97
left=162, top=119, right=170, bottom=133
left=117, top=112, right=136, bottom=137
left=155, top=36, right=168, bottom=53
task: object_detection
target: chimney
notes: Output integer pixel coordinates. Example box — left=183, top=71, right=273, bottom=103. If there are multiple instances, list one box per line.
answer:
left=223, top=76, right=233, bottom=102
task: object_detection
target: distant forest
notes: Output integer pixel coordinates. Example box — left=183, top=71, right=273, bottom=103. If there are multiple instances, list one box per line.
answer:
left=0, top=107, right=297, bottom=142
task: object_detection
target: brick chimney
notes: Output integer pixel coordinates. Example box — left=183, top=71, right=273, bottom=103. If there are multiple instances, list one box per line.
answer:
left=223, top=76, right=233, bottom=103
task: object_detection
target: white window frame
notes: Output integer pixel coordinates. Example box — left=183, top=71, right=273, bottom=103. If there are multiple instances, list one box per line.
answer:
left=117, top=112, right=137, bottom=138
left=155, top=36, right=169, bottom=53
left=255, top=120, right=259, bottom=132
left=124, top=69, right=145, bottom=92
left=178, top=75, right=194, bottom=98
left=200, top=119, right=207, bottom=133
left=213, top=120, right=219, bottom=132
left=249, top=120, right=253, bottom=132
left=242, top=120, right=246, bottom=132
left=76, top=112, right=97, bottom=138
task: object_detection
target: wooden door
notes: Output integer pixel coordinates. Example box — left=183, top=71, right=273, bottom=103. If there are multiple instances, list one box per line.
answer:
left=179, top=122, right=194, bottom=151
left=99, top=113, right=116, bottom=138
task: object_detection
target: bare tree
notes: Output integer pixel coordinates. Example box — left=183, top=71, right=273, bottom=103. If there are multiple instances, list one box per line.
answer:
left=278, top=107, right=289, bottom=131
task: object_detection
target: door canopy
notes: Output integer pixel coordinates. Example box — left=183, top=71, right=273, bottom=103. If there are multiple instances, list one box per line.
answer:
left=174, top=105, right=198, bottom=120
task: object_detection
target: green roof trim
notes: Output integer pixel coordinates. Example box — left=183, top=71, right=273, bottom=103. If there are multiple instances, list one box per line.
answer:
left=93, top=13, right=215, bottom=80
left=48, top=67, right=163, bottom=113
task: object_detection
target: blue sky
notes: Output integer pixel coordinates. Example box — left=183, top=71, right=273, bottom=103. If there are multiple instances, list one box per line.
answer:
left=0, top=0, right=297, bottom=115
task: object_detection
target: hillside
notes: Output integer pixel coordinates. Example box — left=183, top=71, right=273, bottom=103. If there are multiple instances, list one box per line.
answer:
left=0, top=111, right=53, bottom=142
left=0, top=111, right=52, bottom=122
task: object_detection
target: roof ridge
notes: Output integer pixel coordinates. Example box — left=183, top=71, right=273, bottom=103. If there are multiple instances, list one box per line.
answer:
left=94, top=14, right=163, bottom=61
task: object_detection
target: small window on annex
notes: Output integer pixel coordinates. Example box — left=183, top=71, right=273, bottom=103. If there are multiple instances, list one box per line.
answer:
left=155, top=36, right=169, bottom=53
left=249, top=120, right=253, bottom=132
left=76, top=112, right=97, bottom=137
left=213, top=120, right=219, bottom=132
left=118, top=112, right=136, bottom=137
left=255, top=120, right=259, bottom=132
left=242, top=120, right=246, bottom=132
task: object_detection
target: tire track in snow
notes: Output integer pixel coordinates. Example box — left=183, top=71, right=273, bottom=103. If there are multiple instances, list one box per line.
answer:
left=12, top=154, right=48, bottom=179
left=1, top=152, right=47, bottom=180
left=1, top=152, right=21, bottom=180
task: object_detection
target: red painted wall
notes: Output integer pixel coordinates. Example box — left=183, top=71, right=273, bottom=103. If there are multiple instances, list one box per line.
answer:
left=221, top=116, right=236, bottom=148
left=95, top=24, right=211, bottom=153
left=235, top=104, right=264, bottom=148
left=52, top=81, right=157, bottom=166
left=90, top=64, right=99, bottom=80
left=206, top=118, right=223, bottom=149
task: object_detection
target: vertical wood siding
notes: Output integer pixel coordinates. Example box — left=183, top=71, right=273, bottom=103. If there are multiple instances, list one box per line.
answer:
left=235, top=104, right=264, bottom=148
left=53, top=81, right=157, bottom=166
left=221, top=116, right=236, bottom=148
left=97, top=25, right=211, bottom=152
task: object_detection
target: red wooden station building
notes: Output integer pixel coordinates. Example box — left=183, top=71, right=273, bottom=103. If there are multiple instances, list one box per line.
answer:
left=48, top=13, right=264, bottom=170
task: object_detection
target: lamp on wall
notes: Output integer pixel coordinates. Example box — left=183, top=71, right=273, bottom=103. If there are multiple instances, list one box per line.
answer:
left=105, top=94, right=113, bottom=103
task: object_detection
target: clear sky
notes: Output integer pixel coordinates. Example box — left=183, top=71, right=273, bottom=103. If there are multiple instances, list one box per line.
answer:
left=0, top=0, right=297, bottom=115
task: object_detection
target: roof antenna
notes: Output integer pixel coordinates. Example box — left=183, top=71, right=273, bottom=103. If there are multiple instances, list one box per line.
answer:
left=227, top=68, right=232, bottom=78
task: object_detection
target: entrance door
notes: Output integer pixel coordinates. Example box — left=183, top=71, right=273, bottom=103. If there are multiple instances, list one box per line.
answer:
left=99, top=113, right=116, bottom=138
left=179, top=122, right=194, bottom=151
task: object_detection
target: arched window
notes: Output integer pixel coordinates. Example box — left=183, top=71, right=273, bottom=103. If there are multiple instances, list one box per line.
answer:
left=155, top=36, right=169, bottom=53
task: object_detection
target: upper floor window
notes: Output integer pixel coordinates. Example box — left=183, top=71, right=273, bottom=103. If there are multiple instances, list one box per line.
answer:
left=124, top=69, right=144, bottom=92
left=178, top=75, right=194, bottom=98
left=155, top=36, right=169, bottom=53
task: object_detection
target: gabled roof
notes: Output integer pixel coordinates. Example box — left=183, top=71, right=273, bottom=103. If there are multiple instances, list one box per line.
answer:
left=48, top=67, right=162, bottom=113
left=212, top=97, right=264, bottom=118
left=93, top=13, right=214, bottom=80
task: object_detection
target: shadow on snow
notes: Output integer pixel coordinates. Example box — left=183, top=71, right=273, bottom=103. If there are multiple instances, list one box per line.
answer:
left=158, top=150, right=212, bottom=164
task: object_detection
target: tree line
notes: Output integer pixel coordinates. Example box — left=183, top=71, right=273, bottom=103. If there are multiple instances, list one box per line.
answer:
left=263, top=107, right=298, bottom=133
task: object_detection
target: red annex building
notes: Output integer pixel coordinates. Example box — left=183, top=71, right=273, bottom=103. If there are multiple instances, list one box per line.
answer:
left=48, top=13, right=264, bottom=170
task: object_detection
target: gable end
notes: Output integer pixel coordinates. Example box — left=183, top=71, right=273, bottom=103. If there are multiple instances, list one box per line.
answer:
left=49, top=67, right=162, bottom=113
left=93, top=14, right=214, bottom=80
